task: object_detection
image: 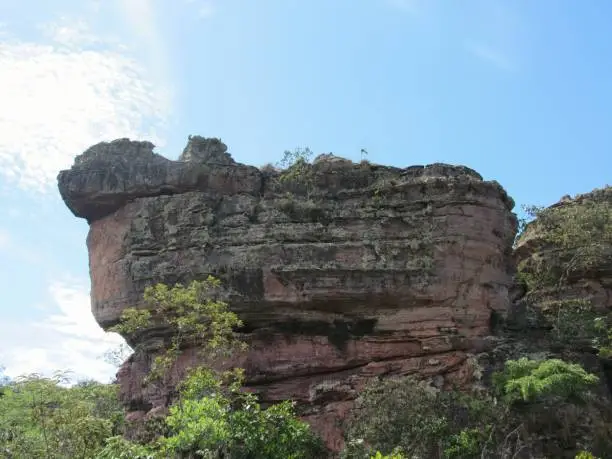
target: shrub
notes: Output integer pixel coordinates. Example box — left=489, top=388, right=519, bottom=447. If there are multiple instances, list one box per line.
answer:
left=493, top=358, right=599, bottom=404
left=342, top=377, right=498, bottom=458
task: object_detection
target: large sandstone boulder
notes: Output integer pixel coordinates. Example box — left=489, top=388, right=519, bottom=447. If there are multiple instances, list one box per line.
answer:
left=58, top=136, right=517, bottom=451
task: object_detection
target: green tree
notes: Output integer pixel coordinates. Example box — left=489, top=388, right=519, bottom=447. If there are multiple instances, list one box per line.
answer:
left=0, top=373, right=123, bottom=459
left=110, top=276, right=246, bottom=385
left=104, top=277, right=326, bottom=458
left=341, top=377, right=497, bottom=459
left=342, top=359, right=609, bottom=459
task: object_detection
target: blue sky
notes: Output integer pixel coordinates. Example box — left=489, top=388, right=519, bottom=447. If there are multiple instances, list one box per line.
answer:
left=0, top=0, right=611, bottom=382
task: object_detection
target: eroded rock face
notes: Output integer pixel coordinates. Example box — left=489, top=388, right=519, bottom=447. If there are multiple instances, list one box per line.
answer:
left=514, top=187, right=612, bottom=312
left=58, top=136, right=517, bottom=451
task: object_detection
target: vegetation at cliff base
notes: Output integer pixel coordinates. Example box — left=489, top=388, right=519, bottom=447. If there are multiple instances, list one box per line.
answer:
left=342, top=358, right=609, bottom=458
left=0, top=279, right=326, bottom=459
left=4, top=185, right=612, bottom=459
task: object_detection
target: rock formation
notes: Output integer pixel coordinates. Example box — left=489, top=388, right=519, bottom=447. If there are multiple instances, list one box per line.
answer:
left=58, top=136, right=518, bottom=451
left=514, top=187, right=612, bottom=310
left=510, top=187, right=612, bottom=388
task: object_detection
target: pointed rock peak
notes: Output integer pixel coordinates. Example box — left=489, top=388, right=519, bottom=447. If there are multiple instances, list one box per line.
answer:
left=179, top=136, right=235, bottom=165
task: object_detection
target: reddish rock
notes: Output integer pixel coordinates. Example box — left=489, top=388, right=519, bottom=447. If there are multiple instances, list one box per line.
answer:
left=58, top=136, right=517, bottom=452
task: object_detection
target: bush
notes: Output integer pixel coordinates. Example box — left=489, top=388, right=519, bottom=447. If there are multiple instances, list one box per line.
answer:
left=341, top=377, right=498, bottom=458
left=342, top=358, right=611, bottom=459
left=492, top=358, right=599, bottom=404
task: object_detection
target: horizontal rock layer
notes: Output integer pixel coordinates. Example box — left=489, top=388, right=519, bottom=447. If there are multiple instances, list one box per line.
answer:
left=58, top=136, right=517, bottom=451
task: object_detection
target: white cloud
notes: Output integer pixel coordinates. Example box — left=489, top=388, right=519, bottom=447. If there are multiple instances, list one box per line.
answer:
left=40, top=17, right=106, bottom=48
left=0, top=19, right=170, bottom=194
left=0, top=278, right=130, bottom=383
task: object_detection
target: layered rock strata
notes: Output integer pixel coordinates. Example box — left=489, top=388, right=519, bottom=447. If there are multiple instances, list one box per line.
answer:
left=58, top=136, right=517, bottom=451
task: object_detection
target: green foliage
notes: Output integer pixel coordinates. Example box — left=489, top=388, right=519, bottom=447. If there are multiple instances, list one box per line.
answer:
left=277, top=147, right=316, bottom=197
left=444, top=428, right=487, bottom=459
left=493, top=358, right=599, bottom=404
left=96, top=435, right=158, bottom=459
left=539, top=298, right=602, bottom=346
left=593, top=315, right=612, bottom=357
left=344, top=358, right=611, bottom=459
left=113, top=368, right=326, bottom=459
left=111, top=277, right=246, bottom=383
left=517, top=199, right=612, bottom=290
left=370, top=450, right=405, bottom=459
left=0, top=373, right=123, bottom=459
left=342, top=377, right=498, bottom=459
left=277, top=193, right=326, bottom=221
left=575, top=451, right=599, bottom=459
left=107, top=277, right=325, bottom=458
left=109, top=308, right=151, bottom=335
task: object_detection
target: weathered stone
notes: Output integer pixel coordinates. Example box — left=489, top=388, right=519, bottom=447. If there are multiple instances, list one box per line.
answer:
left=504, top=187, right=612, bottom=420
left=514, top=187, right=612, bottom=312
left=58, top=137, right=517, bottom=452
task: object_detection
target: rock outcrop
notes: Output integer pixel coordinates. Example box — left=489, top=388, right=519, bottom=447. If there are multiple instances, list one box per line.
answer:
left=514, top=187, right=612, bottom=311
left=58, top=136, right=517, bottom=451
left=511, top=187, right=612, bottom=389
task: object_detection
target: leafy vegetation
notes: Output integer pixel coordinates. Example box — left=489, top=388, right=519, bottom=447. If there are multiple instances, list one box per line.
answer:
left=109, top=276, right=246, bottom=385
left=0, top=373, right=123, bottom=459
left=492, top=358, right=599, bottom=404
left=277, top=147, right=316, bottom=198
left=342, top=357, right=611, bottom=458
left=104, top=277, right=324, bottom=458
left=1, top=278, right=324, bottom=458
left=341, top=376, right=498, bottom=458
left=4, top=175, right=612, bottom=457
left=516, top=198, right=612, bottom=290
left=97, top=368, right=325, bottom=458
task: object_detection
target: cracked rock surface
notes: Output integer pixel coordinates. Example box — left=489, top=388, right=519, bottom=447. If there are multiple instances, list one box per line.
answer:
left=58, top=136, right=517, bottom=451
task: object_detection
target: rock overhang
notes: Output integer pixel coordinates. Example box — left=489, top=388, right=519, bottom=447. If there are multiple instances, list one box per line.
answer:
left=57, top=135, right=519, bottom=452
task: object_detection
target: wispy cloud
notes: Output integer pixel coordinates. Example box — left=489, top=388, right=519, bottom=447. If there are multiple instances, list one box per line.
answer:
left=0, top=18, right=170, bottom=194
left=40, top=16, right=111, bottom=49
left=0, top=277, right=128, bottom=382
left=466, top=41, right=515, bottom=72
